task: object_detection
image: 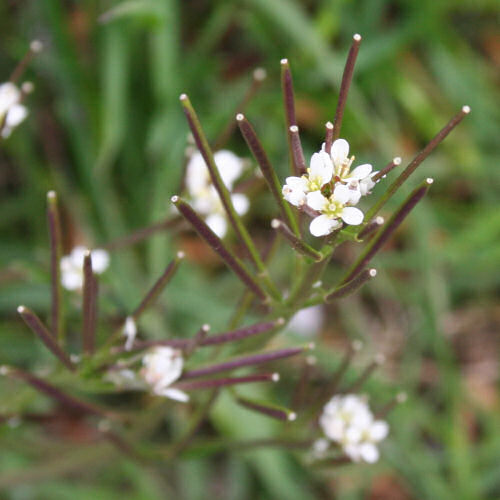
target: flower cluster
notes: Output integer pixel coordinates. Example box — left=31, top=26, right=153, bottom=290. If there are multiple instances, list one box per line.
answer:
left=0, top=82, right=30, bottom=138
left=283, top=139, right=379, bottom=237
left=0, top=40, right=42, bottom=138
left=185, top=150, right=249, bottom=238
left=319, top=394, right=389, bottom=463
left=140, top=347, right=188, bottom=402
left=60, top=246, right=110, bottom=291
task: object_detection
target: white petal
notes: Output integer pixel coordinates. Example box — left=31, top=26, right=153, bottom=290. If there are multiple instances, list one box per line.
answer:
left=340, top=207, right=364, bottom=226
left=285, top=176, right=308, bottom=191
left=91, top=249, right=110, bottom=274
left=330, top=139, right=349, bottom=166
left=61, top=270, right=83, bottom=291
left=344, top=425, right=363, bottom=444
left=214, top=150, right=244, bottom=189
left=287, top=305, right=323, bottom=337
left=320, top=415, right=344, bottom=442
left=0, top=83, right=21, bottom=115
left=162, top=388, right=190, bottom=402
left=309, top=215, right=340, bottom=237
left=359, top=443, right=380, bottom=463
left=347, top=184, right=362, bottom=205
left=349, top=163, right=372, bottom=180
left=71, top=246, right=88, bottom=265
left=185, top=152, right=209, bottom=195
left=123, top=316, right=137, bottom=351
left=283, top=188, right=306, bottom=206
left=332, top=183, right=351, bottom=204
left=6, top=104, right=28, bottom=128
left=309, top=152, right=333, bottom=185
left=206, top=213, right=227, bottom=238
left=344, top=443, right=362, bottom=462
left=306, top=191, right=328, bottom=211
left=370, top=420, right=389, bottom=441
left=359, top=176, right=376, bottom=196
left=231, top=193, right=249, bottom=215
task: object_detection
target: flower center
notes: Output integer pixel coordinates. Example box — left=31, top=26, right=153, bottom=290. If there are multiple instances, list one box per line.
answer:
left=323, top=197, right=344, bottom=218
left=305, top=172, right=323, bottom=192
left=336, top=155, right=355, bottom=181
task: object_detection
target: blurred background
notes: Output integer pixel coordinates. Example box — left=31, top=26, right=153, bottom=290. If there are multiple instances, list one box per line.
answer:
left=0, top=0, right=499, bottom=498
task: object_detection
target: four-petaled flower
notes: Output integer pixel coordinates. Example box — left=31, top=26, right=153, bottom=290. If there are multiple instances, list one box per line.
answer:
left=141, top=346, right=188, bottom=402
left=325, top=139, right=379, bottom=203
left=60, top=246, right=110, bottom=291
left=306, top=184, right=364, bottom=237
left=319, top=394, right=389, bottom=463
left=185, top=150, right=249, bottom=238
left=282, top=151, right=333, bottom=207
left=0, top=82, right=28, bottom=138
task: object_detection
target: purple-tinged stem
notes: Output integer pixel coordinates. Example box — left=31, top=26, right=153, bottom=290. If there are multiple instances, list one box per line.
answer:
left=179, top=94, right=265, bottom=273
left=324, top=121, right=334, bottom=154
left=82, top=251, right=96, bottom=355
left=0, top=366, right=117, bottom=418
left=184, top=324, right=210, bottom=356
left=341, top=354, right=385, bottom=393
left=171, top=196, right=269, bottom=302
left=121, top=319, right=285, bottom=353
left=316, top=341, right=363, bottom=409
left=182, top=345, right=308, bottom=379
left=132, top=252, right=184, bottom=320
left=46, top=191, right=63, bottom=341
left=236, top=396, right=297, bottom=422
left=365, top=106, right=470, bottom=220
left=200, top=318, right=284, bottom=347
left=280, top=59, right=297, bottom=128
left=102, top=216, right=182, bottom=251
left=236, top=113, right=300, bottom=236
left=17, top=306, right=74, bottom=371
left=9, top=40, right=43, bottom=83
left=372, top=157, right=402, bottom=183
left=375, top=392, right=407, bottom=418
left=289, top=125, right=307, bottom=175
left=214, top=67, right=267, bottom=150
left=174, top=372, right=279, bottom=392
left=344, top=178, right=433, bottom=283
left=332, top=34, right=362, bottom=141
left=357, top=216, right=384, bottom=240
left=292, top=355, right=316, bottom=410
left=280, top=59, right=298, bottom=175
left=325, top=268, right=377, bottom=303
left=271, top=219, right=321, bottom=261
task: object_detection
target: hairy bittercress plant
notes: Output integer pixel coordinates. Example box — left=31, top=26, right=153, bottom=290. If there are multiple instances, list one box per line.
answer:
left=1, top=35, right=470, bottom=473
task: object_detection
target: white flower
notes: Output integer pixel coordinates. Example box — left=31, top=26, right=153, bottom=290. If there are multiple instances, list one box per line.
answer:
left=319, top=394, right=389, bottom=464
left=185, top=150, right=249, bottom=237
left=325, top=139, right=379, bottom=202
left=60, top=246, right=110, bottom=291
left=343, top=419, right=389, bottom=463
left=0, top=82, right=28, bottom=138
left=282, top=151, right=333, bottom=207
left=287, top=305, right=323, bottom=337
left=123, top=316, right=137, bottom=351
left=307, top=184, right=364, bottom=237
left=282, top=176, right=308, bottom=207
left=141, top=347, right=188, bottom=402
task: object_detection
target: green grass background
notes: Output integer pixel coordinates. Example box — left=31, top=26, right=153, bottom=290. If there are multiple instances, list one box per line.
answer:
left=0, top=0, right=499, bottom=498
